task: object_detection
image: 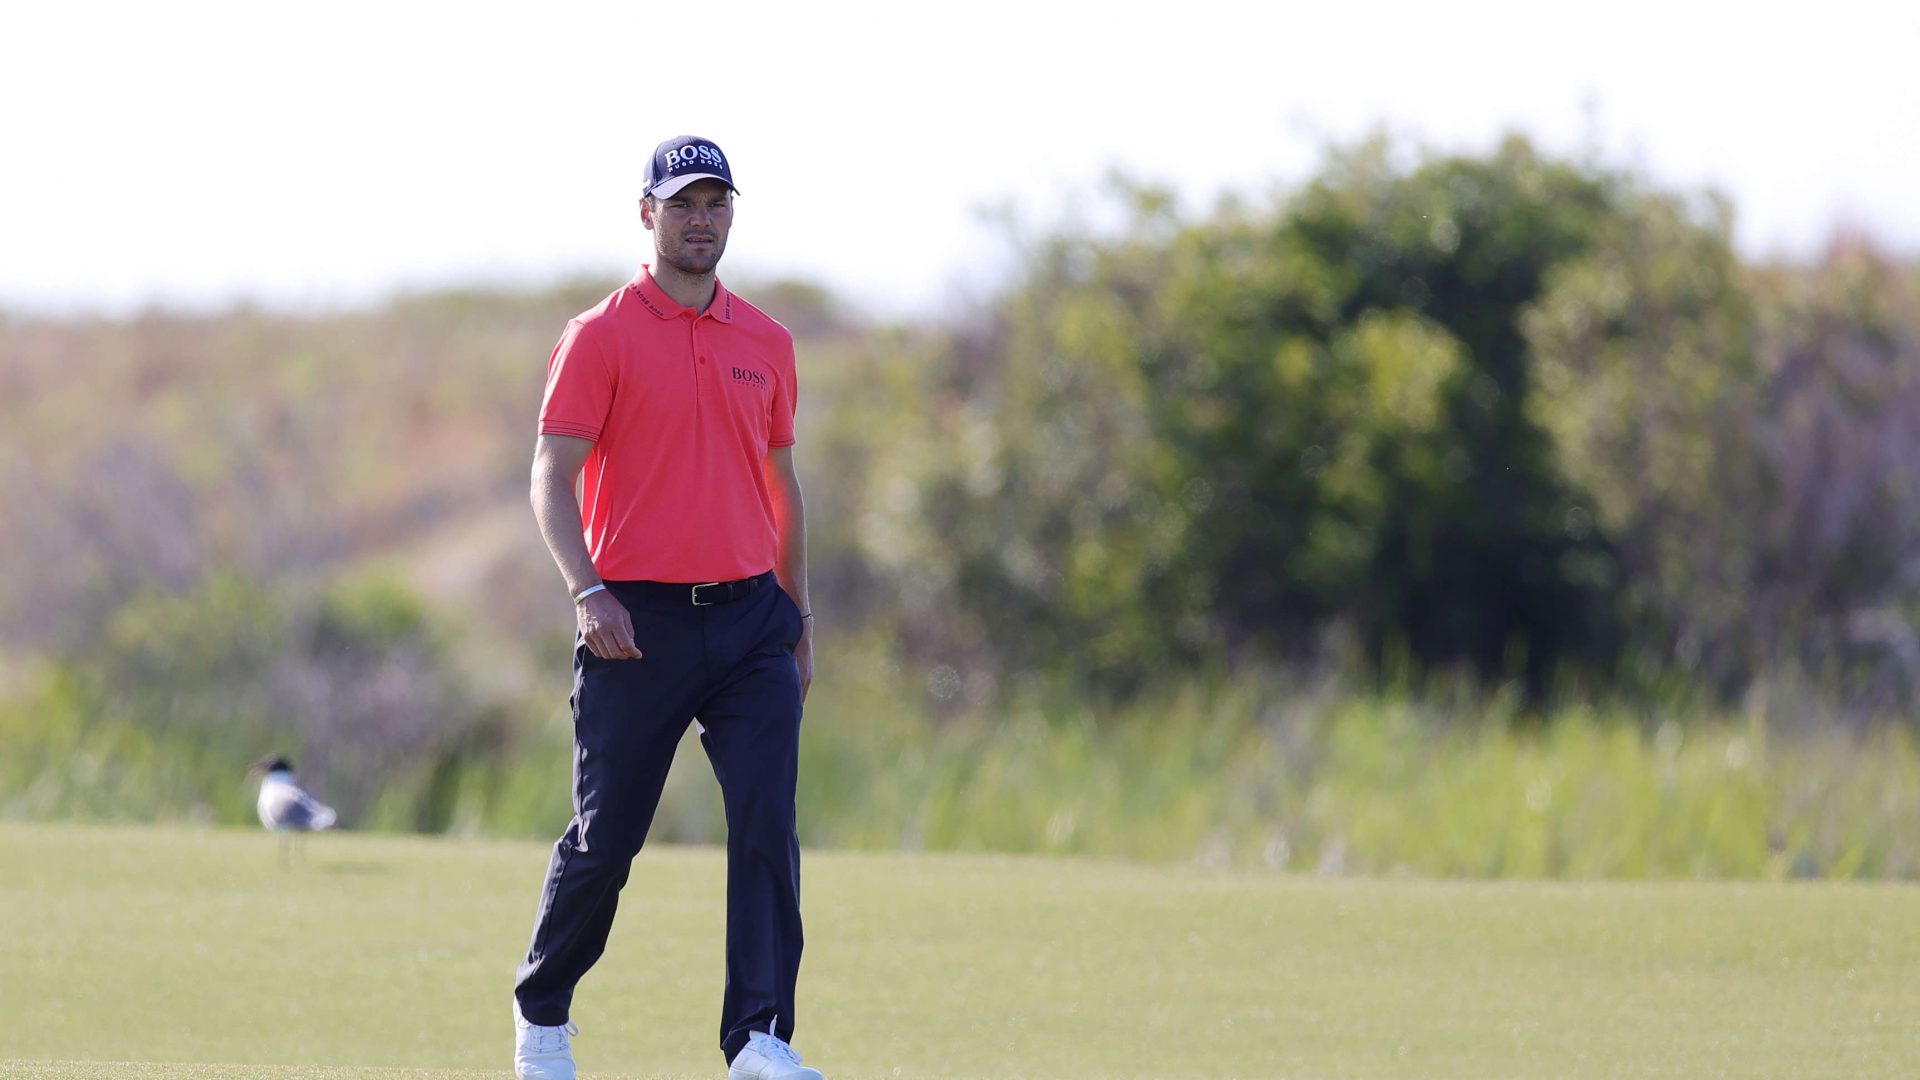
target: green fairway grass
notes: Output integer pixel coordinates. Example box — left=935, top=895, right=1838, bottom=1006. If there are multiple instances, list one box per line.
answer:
left=0, top=1060, right=514, bottom=1068
left=1, top=823, right=1916, bottom=1078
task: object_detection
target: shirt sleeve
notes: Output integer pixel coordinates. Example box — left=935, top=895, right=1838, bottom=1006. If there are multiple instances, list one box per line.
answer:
left=538, top=319, right=613, bottom=441
left=767, top=334, right=797, bottom=449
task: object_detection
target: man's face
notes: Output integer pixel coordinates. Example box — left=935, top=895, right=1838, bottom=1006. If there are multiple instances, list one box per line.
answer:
left=642, top=178, right=734, bottom=276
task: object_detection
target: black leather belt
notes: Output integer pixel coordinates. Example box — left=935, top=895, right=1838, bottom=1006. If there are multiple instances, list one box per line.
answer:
left=625, top=571, right=771, bottom=607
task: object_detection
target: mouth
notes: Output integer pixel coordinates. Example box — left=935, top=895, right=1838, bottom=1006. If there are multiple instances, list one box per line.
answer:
left=685, top=234, right=716, bottom=246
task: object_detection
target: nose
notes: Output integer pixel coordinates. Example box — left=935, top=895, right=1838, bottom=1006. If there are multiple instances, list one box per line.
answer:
left=686, top=202, right=713, bottom=226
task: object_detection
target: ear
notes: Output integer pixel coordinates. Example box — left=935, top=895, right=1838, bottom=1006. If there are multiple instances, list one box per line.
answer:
left=638, top=197, right=656, bottom=232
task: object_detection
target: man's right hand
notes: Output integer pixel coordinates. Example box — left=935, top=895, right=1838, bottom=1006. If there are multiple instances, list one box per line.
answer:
left=578, top=590, right=643, bottom=660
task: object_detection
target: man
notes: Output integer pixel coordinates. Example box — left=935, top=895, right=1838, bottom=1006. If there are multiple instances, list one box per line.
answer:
left=512, top=135, right=822, bottom=1080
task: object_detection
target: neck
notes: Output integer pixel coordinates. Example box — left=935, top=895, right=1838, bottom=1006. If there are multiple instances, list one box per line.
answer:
left=649, top=262, right=718, bottom=314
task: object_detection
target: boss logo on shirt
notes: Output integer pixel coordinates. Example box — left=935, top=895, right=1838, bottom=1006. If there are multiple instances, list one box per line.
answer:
left=732, top=366, right=769, bottom=389
left=665, top=144, right=727, bottom=173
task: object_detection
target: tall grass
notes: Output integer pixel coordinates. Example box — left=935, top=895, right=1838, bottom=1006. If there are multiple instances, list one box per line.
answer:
left=13, top=632, right=1913, bottom=881
left=780, top=656, right=1920, bottom=880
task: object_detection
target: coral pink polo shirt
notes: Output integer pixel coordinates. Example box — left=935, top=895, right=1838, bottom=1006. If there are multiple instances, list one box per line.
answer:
left=538, top=269, right=797, bottom=583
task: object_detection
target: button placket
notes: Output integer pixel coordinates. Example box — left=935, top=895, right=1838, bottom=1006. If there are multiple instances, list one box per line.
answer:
left=689, top=318, right=706, bottom=404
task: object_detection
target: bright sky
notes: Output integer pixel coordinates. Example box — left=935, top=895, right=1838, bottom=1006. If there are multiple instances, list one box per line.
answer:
left=3, top=0, right=1916, bottom=319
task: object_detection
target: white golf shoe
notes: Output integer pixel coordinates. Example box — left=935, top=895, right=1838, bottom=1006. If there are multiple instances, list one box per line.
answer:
left=513, top=1000, right=578, bottom=1080
left=727, top=1029, right=824, bottom=1080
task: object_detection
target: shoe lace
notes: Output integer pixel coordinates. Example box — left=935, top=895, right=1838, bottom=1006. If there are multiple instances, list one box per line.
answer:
left=754, top=1032, right=803, bottom=1065
left=527, top=1021, right=579, bottom=1054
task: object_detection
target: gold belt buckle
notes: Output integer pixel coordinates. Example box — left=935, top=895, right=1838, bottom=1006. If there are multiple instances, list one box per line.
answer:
left=691, top=582, right=723, bottom=606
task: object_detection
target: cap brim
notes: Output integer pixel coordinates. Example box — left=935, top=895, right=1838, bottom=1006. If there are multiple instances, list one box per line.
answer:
left=647, top=173, right=739, bottom=199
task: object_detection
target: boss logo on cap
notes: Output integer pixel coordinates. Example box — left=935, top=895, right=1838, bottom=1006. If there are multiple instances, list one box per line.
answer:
left=665, top=144, right=726, bottom=173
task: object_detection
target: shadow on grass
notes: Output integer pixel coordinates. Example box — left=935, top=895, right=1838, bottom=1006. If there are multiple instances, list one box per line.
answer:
left=314, top=860, right=393, bottom=876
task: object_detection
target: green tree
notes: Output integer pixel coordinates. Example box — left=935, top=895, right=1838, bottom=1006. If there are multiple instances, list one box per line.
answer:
left=1523, top=188, right=1762, bottom=687
left=865, top=136, right=1643, bottom=692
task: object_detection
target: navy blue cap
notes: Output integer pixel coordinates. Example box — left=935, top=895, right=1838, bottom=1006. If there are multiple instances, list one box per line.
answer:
left=642, top=135, right=739, bottom=199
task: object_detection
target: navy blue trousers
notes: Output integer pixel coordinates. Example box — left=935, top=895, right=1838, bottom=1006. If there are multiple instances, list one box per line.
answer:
left=514, top=572, right=807, bottom=1064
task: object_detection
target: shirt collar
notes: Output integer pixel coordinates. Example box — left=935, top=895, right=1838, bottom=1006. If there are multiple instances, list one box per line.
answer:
left=632, top=267, right=735, bottom=323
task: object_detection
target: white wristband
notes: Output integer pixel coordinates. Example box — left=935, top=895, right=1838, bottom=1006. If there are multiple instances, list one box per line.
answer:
left=573, top=583, right=608, bottom=605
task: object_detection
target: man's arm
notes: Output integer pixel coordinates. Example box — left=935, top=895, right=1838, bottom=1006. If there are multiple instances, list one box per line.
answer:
left=766, top=445, right=812, bottom=699
left=532, top=433, right=640, bottom=660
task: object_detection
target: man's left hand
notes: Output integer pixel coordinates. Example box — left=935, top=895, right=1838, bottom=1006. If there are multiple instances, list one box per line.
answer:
left=794, top=623, right=813, bottom=702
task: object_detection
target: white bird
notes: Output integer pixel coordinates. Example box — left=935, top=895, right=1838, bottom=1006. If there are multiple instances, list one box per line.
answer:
left=250, top=755, right=336, bottom=864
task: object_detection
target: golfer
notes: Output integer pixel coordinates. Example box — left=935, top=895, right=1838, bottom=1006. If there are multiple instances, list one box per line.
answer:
left=511, top=135, right=821, bottom=1080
